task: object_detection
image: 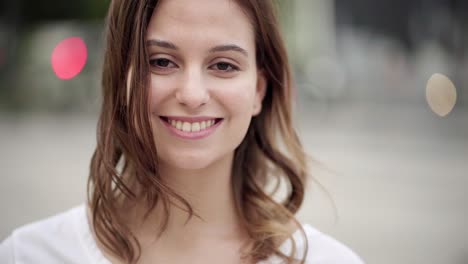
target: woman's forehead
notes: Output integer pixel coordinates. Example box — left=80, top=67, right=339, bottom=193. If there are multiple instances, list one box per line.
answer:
left=146, top=0, right=255, bottom=53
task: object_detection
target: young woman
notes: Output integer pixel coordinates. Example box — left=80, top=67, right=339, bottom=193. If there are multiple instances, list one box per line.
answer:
left=0, top=0, right=364, bottom=263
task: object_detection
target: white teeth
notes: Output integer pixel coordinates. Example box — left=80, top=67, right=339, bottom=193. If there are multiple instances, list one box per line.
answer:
left=182, top=122, right=191, bottom=132
left=191, top=122, right=200, bottom=132
left=167, top=118, right=218, bottom=132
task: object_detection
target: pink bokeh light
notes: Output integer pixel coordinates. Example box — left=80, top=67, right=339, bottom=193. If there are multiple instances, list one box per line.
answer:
left=51, top=37, right=87, bottom=80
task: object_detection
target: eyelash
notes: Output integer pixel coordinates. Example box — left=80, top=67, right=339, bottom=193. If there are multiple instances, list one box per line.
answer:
left=210, top=62, right=239, bottom=72
left=149, top=58, right=176, bottom=69
left=149, top=58, right=240, bottom=73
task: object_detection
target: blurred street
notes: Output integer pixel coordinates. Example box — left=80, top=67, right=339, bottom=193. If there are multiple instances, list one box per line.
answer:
left=1, top=102, right=467, bottom=264
left=296, top=101, right=468, bottom=264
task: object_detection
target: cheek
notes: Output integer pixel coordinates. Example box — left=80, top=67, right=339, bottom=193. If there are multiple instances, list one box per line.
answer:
left=212, top=76, right=257, bottom=114
left=149, top=73, right=259, bottom=116
left=148, top=75, right=175, bottom=109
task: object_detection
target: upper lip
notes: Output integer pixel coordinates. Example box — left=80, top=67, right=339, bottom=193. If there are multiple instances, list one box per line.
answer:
left=161, top=116, right=222, bottom=122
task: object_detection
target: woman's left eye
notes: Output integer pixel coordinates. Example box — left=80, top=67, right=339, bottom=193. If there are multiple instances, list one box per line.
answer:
left=210, top=62, right=239, bottom=72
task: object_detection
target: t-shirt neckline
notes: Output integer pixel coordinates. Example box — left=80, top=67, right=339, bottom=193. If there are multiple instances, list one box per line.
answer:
left=74, top=204, right=308, bottom=264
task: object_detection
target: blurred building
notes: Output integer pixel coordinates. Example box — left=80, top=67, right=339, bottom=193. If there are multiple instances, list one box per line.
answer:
left=334, top=0, right=468, bottom=104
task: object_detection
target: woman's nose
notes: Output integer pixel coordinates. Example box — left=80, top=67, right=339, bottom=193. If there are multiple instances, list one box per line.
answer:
left=175, top=69, right=210, bottom=109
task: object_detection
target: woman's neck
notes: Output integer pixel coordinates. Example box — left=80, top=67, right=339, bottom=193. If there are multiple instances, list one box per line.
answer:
left=125, top=152, right=247, bottom=246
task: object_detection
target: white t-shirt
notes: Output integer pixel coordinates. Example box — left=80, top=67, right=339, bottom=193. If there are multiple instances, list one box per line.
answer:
left=0, top=205, right=364, bottom=263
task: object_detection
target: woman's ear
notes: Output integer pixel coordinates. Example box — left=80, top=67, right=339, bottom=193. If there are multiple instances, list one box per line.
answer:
left=253, top=70, right=267, bottom=116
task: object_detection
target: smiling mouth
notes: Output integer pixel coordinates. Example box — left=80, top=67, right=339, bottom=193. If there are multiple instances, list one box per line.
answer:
left=159, top=116, right=223, bottom=133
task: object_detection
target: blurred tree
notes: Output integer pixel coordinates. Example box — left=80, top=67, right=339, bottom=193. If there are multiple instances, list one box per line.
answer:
left=0, top=0, right=109, bottom=112
left=335, top=0, right=468, bottom=54
left=20, top=0, right=110, bottom=22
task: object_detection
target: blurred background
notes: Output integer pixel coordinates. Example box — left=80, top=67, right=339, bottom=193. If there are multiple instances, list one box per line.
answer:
left=1, top=0, right=467, bottom=263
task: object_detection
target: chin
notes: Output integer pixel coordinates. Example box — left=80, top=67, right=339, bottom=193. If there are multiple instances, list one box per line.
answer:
left=159, top=151, right=218, bottom=171
left=170, top=158, right=214, bottom=171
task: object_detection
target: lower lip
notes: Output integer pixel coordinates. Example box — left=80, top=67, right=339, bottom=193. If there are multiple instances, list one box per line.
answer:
left=160, top=118, right=223, bottom=140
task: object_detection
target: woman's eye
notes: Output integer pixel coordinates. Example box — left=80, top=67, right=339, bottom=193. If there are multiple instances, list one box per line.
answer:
left=211, top=62, right=239, bottom=72
left=150, top=58, right=176, bottom=68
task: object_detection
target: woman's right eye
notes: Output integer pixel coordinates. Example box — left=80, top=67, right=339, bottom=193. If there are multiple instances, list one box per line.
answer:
left=149, top=58, right=177, bottom=69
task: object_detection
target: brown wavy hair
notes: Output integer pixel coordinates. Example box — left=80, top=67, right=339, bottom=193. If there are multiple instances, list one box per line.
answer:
left=88, top=0, right=309, bottom=263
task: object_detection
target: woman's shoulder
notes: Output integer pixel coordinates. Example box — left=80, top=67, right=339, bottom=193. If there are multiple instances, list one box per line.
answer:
left=0, top=204, right=98, bottom=264
left=301, top=224, right=364, bottom=263
left=9, top=204, right=84, bottom=235
left=274, top=223, right=365, bottom=264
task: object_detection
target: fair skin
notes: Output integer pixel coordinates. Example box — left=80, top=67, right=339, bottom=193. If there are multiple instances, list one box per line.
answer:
left=94, top=0, right=267, bottom=263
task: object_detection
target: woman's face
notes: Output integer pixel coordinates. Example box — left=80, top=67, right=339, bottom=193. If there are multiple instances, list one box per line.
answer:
left=146, top=0, right=266, bottom=171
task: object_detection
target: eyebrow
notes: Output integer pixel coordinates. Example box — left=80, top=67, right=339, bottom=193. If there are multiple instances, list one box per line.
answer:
left=146, top=39, right=249, bottom=57
left=209, top=45, right=248, bottom=57
left=146, top=39, right=178, bottom=50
